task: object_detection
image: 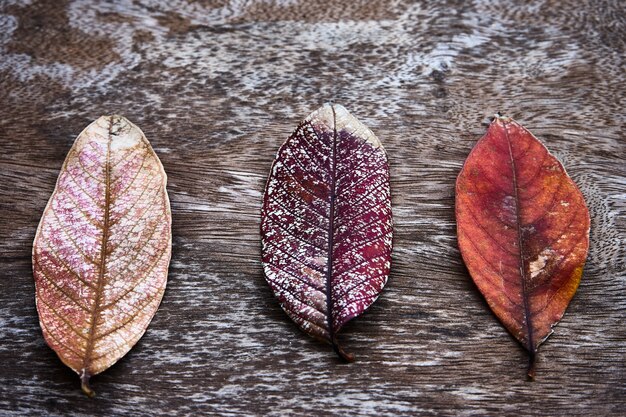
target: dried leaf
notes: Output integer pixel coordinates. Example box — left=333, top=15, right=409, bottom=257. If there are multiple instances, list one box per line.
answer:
left=33, top=116, right=171, bottom=396
left=456, top=115, right=590, bottom=377
left=261, top=104, right=392, bottom=360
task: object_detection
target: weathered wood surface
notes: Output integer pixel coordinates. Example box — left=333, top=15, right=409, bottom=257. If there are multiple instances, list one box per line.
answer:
left=0, top=1, right=624, bottom=415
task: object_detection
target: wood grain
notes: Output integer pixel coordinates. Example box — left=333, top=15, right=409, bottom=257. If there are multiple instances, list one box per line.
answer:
left=0, top=0, right=624, bottom=415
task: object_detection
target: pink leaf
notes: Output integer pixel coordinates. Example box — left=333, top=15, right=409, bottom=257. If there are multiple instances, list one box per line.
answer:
left=33, top=116, right=171, bottom=396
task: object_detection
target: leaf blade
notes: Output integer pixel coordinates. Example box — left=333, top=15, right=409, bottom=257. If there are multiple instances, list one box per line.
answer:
left=261, top=104, right=392, bottom=359
left=33, top=116, right=171, bottom=395
left=456, top=115, right=590, bottom=376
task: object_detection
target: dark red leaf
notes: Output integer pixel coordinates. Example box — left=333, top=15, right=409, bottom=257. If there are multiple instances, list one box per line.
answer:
left=456, top=115, right=590, bottom=377
left=261, top=104, right=393, bottom=360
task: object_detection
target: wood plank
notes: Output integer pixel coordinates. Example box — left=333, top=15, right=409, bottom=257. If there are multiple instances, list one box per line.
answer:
left=0, top=0, right=624, bottom=415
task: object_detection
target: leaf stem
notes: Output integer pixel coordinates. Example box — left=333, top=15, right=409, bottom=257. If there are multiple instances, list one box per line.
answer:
left=80, top=369, right=95, bottom=397
left=527, top=351, right=537, bottom=380
left=332, top=337, right=355, bottom=362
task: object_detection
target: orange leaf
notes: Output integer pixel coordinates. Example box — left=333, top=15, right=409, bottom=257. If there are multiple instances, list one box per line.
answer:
left=456, top=115, right=590, bottom=377
left=33, top=116, right=172, bottom=396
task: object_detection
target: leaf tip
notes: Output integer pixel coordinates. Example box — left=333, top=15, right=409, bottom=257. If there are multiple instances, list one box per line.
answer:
left=493, top=112, right=512, bottom=123
left=330, top=102, right=347, bottom=114
left=80, top=369, right=96, bottom=398
left=332, top=104, right=383, bottom=149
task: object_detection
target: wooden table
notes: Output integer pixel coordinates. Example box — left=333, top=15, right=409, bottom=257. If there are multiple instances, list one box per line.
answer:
left=1, top=1, right=624, bottom=415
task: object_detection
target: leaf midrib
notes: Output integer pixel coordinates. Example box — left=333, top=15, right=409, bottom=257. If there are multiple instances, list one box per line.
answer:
left=503, top=120, right=536, bottom=362
left=324, top=105, right=338, bottom=349
left=82, top=117, right=113, bottom=376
